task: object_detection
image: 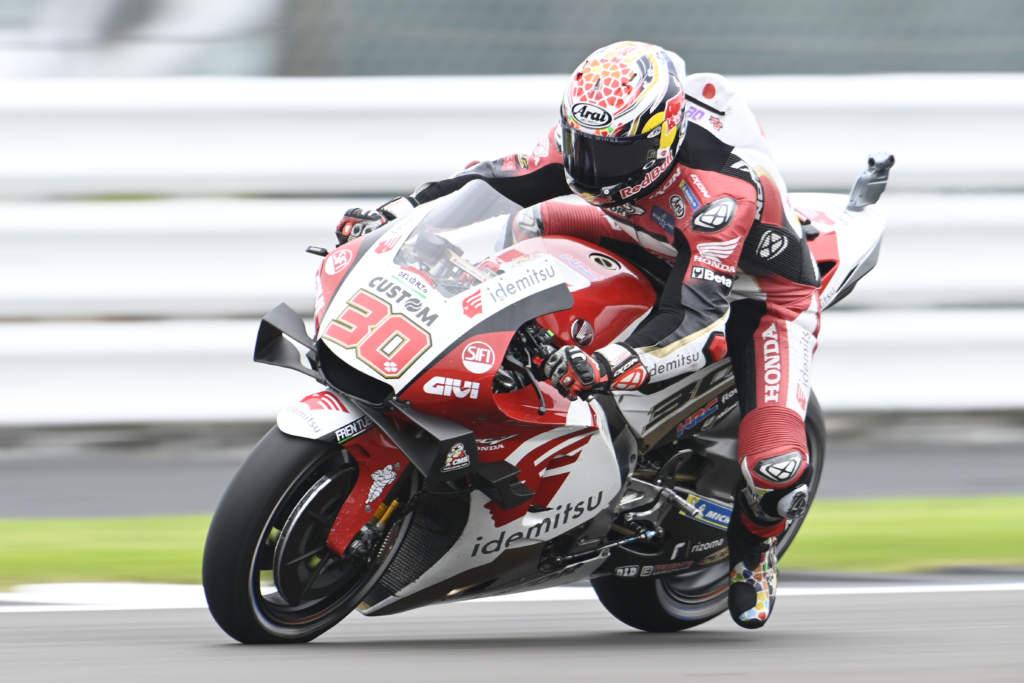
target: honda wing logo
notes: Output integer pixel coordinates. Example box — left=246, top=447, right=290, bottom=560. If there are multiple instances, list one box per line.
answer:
left=696, top=236, right=740, bottom=262
left=756, top=231, right=789, bottom=260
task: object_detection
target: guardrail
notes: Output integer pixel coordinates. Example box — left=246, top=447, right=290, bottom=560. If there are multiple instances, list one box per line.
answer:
left=2, top=73, right=1023, bottom=197
left=3, top=72, right=1022, bottom=424
left=1, top=308, right=1020, bottom=427
left=3, top=191, right=1023, bottom=423
left=4, top=193, right=1023, bottom=320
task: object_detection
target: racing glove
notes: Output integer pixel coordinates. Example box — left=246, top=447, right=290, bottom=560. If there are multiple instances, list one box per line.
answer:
left=335, top=196, right=416, bottom=245
left=542, top=345, right=609, bottom=399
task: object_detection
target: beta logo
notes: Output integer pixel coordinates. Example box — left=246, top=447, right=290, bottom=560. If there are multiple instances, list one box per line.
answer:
left=691, top=267, right=734, bottom=288
left=462, top=341, right=496, bottom=374
left=424, top=376, right=480, bottom=399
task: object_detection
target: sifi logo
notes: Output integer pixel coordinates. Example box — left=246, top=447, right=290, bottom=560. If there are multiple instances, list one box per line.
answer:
left=462, top=341, right=496, bottom=374
left=462, top=290, right=483, bottom=318
left=424, top=376, right=480, bottom=399
left=325, top=249, right=353, bottom=276
left=761, top=323, right=782, bottom=402
left=571, top=103, right=612, bottom=129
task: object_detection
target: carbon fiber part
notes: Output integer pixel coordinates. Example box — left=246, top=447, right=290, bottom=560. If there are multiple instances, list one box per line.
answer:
left=361, top=492, right=469, bottom=607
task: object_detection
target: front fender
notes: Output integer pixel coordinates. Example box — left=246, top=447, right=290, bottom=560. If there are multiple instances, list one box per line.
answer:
left=276, top=390, right=412, bottom=557
left=277, top=390, right=374, bottom=444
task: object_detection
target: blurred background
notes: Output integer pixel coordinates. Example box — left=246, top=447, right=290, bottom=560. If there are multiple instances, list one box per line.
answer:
left=0, top=0, right=1022, bottom=568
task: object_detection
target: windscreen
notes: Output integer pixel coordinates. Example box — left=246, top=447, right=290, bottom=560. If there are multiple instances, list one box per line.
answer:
left=388, top=180, right=525, bottom=297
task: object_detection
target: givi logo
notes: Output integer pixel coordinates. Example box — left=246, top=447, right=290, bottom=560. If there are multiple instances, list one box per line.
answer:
left=424, top=376, right=480, bottom=399
left=462, top=341, right=496, bottom=374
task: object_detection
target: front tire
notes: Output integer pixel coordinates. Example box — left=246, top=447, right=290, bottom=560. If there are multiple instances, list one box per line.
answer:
left=592, top=394, right=826, bottom=632
left=202, top=428, right=407, bottom=643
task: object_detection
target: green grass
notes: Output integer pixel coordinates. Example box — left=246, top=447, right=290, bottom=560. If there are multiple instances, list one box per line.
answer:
left=782, top=495, right=1024, bottom=573
left=0, top=515, right=209, bottom=589
left=0, top=497, right=1021, bottom=588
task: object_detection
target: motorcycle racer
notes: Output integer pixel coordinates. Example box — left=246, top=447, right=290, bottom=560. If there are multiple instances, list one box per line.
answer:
left=337, top=41, right=820, bottom=629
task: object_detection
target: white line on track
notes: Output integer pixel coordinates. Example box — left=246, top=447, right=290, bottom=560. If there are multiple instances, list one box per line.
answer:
left=1, top=581, right=1022, bottom=614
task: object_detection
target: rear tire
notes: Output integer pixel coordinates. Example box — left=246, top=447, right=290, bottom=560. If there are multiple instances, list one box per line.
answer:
left=202, top=427, right=409, bottom=643
left=592, top=394, right=826, bottom=632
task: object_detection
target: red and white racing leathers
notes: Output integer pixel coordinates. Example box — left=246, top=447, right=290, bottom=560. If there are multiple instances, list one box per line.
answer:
left=412, top=90, right=821, bottom=535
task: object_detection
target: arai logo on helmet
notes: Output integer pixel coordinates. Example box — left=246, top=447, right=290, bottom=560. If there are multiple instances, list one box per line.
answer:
left=571, top=103, right=613, bottom=129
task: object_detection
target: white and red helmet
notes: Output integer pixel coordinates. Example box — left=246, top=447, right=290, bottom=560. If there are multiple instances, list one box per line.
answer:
left=560, top=41, right=686, bottom=206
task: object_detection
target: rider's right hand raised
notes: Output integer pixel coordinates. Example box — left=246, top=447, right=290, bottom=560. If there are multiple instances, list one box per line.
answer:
left=335, top=196, right=417, bottom=245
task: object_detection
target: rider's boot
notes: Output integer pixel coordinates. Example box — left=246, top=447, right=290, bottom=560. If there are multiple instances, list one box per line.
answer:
left=727, top=498, right=781, bottom=629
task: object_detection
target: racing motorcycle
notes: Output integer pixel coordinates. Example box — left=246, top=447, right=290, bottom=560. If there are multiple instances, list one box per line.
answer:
left=202, top=156, right=893, bottom=643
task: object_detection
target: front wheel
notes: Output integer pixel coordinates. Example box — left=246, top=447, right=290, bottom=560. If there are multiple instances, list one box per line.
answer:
left=592, top=394, right=826, bottom=632
left=202, top=427, right=411, bottom=643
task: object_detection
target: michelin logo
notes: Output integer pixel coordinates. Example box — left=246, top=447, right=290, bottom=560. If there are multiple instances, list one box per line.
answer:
left=682, top=493, right=732, bottom=531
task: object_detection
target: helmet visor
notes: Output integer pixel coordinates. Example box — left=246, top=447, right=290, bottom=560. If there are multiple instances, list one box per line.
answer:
left=561, top=124, right=662, bottom=193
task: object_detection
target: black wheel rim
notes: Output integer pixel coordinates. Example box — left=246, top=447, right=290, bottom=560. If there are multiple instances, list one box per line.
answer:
left=243, top=453, right=397, bottom=636
left=657, top=418, right=825, bottom=620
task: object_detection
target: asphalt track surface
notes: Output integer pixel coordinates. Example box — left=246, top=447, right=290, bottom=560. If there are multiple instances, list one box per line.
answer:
left=1, top=583, right=1022, bottom=683
left=1, top=414, right=1022, bottom=681
left=1, top=413, right=1022, bottom=517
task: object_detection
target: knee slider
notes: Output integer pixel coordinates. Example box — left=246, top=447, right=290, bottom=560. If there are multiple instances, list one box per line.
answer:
left=742, top=465, right=813, bottom=523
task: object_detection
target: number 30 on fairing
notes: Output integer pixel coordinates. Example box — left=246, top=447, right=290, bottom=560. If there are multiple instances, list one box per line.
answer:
left=323, top=290, right=431, bottom=378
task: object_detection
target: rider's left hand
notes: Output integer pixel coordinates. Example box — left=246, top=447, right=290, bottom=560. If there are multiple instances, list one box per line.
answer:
left=542, top=345, right=609, bottom=399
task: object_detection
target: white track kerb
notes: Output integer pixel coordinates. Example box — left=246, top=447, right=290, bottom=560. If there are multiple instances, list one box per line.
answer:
left=1, top=582, right=1022, bottom=614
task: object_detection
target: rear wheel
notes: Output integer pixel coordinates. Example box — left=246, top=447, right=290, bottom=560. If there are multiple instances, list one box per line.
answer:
left=202, top=427, right=412, bottom=643
left=592, top=394, right=826, bottom=632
